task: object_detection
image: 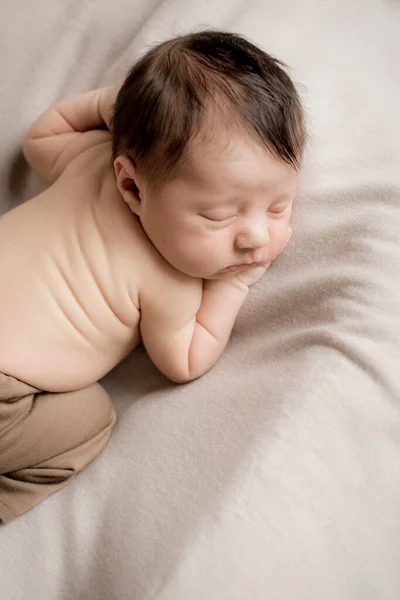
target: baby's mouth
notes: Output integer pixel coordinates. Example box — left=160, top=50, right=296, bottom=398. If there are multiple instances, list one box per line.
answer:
left=222, top=262, right=256, bottom=273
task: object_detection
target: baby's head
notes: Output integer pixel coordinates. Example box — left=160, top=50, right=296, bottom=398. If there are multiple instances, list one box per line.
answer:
left=111, top=30, right=305, bottom=279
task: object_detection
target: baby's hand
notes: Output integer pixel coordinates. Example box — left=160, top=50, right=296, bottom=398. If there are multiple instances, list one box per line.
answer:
left=233, top=264, right=270, bottom=288
left=227, top=227, right=293, bottom=289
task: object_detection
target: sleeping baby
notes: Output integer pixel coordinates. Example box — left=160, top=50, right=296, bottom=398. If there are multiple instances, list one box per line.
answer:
left=0, top=30, right=305, bottom=522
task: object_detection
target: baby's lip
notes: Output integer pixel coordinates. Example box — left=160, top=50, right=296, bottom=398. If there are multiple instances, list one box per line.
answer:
left=223, top=260, right=257, bottom=272
left=235, top=253, right=263, bottom=267
left=236, top=260, right=257, bottom=267
left=222, top=252, right=264, bottom=272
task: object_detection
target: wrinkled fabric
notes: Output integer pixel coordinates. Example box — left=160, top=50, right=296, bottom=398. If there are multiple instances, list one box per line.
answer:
left=0, top=1, right=399, bottom=599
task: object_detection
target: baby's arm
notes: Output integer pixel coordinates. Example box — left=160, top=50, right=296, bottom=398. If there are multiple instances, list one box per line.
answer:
left=23, top=84, right=118, bottom=182
left=139, top=267, right=266, bottom=383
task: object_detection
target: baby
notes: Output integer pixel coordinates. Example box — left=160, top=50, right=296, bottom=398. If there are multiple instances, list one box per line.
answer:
left=0, top=30, right=305, bottom=522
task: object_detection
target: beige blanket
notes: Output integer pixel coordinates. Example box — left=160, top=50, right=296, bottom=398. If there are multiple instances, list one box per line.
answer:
left=1, top=1, right=400, bottom=598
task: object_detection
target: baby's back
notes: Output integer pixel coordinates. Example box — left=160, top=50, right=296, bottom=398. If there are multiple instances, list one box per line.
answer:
left=0, top=136, right=142, bottom=391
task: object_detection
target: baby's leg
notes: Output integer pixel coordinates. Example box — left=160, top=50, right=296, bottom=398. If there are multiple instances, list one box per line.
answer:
left=0, top=373, right=116, bottom=523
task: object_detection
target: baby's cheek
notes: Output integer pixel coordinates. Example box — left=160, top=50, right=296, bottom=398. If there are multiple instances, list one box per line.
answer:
left=182, top=236, right=216, bottom=263
left=198, top=238, right=224, bottom=262
left=271, top=221, right=291, bottom=256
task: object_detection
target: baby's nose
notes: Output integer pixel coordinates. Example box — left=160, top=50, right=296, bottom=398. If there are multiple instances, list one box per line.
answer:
left=235, top=220, right=270, bottom=250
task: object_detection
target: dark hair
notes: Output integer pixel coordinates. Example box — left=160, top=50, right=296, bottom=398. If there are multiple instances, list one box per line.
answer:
left=111, top=30, right=305, bottom=190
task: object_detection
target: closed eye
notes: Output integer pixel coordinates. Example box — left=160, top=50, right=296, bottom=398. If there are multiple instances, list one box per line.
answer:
left=200, top=214, right=238, bottom=224
left=268, top=203, right=291, bottom=215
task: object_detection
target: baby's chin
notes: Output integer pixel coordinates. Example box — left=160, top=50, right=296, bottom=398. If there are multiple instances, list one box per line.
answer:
left=184, top=270, right=223, bottom=280
left=176, top=267, right=227, bottom=281
left=204, top=268, right=250, bottom=281
left=166, top=254, right=263, bottom=280
left=165, top=256, right=224, bottom=280
left=166, top=260, right=212, bottom=280
left=179, top=262, right=270, bottom=281
left=203, top=272, right=228, bottom=280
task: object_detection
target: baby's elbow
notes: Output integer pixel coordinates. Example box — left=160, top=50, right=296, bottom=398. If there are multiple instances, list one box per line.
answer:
left=162, top=365, right=202, bottom=385
left=22, top=134, right=35, bottom=166
left=157, top=355, right=206, bottom=385
left=23, top=136, right=46, bottom=176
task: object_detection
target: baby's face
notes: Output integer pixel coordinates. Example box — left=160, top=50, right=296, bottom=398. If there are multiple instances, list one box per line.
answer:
left=137, top=131, right=298, bottom=279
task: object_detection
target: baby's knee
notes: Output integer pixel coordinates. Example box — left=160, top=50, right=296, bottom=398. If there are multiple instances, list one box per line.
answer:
left=0, top=382, right=116, bottom=523
left=88, top=383, right=116, bottom=430
left=67, top=382, right=116, bottom=442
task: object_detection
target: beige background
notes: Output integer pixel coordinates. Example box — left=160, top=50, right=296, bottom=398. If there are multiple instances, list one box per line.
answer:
left=1, top=1, right=400, bottom=598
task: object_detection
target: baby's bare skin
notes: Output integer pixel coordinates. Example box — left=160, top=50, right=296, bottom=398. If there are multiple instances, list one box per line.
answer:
left=0, top=132, right=205, bottom=391
left=0, top=86, right=295, bottom=392
left=0, top=139, right=141, bottom=389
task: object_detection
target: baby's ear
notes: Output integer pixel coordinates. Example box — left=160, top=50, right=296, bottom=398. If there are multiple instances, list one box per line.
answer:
left=113, top=155, right=141, bottom=214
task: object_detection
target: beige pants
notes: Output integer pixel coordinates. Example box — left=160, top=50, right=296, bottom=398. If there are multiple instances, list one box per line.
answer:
left=0, top=373, right=116, bottom=523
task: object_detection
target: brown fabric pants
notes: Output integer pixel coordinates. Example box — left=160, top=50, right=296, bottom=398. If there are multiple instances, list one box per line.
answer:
left=0, top=373, right=116, bottom=523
